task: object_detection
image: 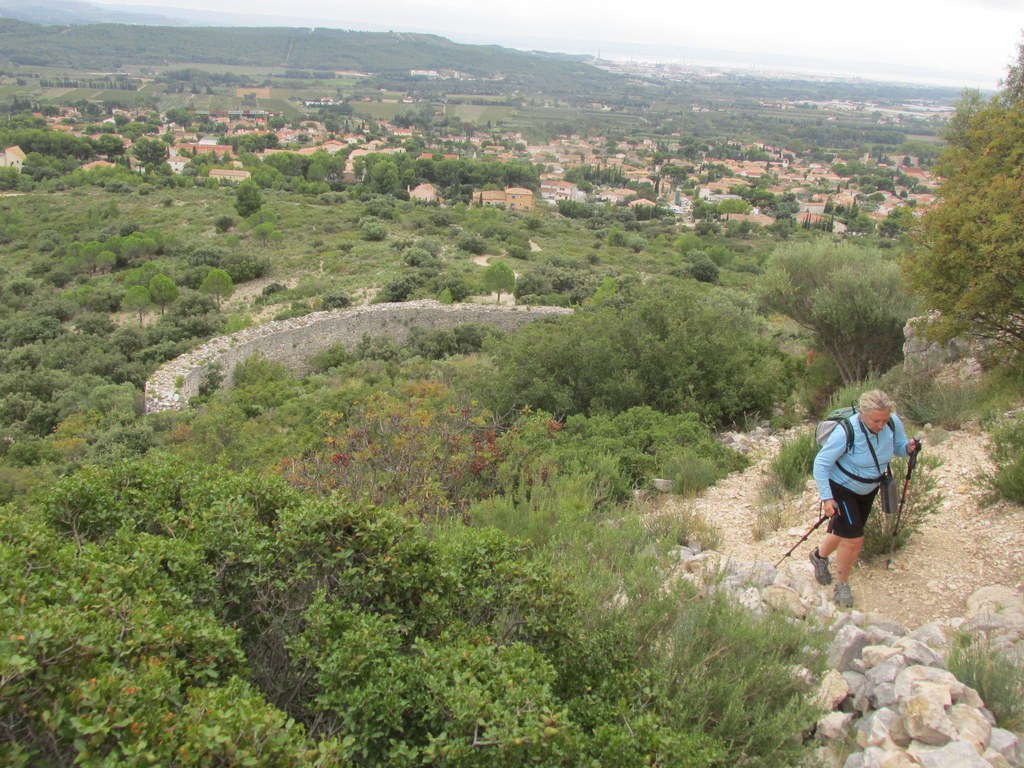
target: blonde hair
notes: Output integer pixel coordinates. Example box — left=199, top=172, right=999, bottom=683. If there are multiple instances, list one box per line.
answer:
left=860, top=389, right=896, bottom=414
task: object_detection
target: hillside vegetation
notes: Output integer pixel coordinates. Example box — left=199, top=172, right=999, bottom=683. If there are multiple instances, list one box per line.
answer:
left=0, top=20, right=616, bottom=93
left=0, top=24, right=1022, bottom=768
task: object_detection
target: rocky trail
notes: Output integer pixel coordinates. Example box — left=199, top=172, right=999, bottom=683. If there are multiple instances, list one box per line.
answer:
left=657, top=423, right=1024, bottom=629
left=650, top=422, right=1024, bottom=766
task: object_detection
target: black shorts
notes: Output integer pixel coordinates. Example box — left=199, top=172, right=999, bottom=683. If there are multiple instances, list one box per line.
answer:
left=826, top=480, right=878, bottom=539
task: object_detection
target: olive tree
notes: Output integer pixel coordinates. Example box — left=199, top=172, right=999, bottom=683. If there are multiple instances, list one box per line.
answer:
left=758, top=240, right=915, bottom=384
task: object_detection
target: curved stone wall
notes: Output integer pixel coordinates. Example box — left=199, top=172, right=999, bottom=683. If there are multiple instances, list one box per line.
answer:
left=144, top=301, right=573, bottom=412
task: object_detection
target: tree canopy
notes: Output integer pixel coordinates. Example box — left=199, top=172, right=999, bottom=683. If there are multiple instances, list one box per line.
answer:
left=904, top=51, right=1024, bottom=359
left=482, top=261, right=516, bottom=303
left=758, top=240, right=915, bottom=384
left=481, top=285, right=793, bottom=427
left=234, top=179, right=263, bottom=217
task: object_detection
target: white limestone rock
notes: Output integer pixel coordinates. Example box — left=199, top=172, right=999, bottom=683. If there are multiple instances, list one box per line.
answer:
left=910, top=739, right=992, bottom=767
left=948, top=703, right=991, bottom=754
left=831, top=624, right=871, bottom=672
left=902, top=681, right=955, bottom=746
left=817, top=711, right=857, bottom=741
left=762, top=584, right=807, bottom=618
left=862, top=645, right=902, bottom=669
left=816, top=669, right=851, bottom=711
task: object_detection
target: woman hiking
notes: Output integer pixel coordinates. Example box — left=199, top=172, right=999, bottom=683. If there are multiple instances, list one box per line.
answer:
left=808, top=389, right=921, bottom=607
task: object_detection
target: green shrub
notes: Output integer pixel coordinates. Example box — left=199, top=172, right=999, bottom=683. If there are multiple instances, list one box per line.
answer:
left=469, top=456, right=621, bottom=551
left=988, top=413, right=1024, bottom=502
left=896, top=378, right=981, bottom=429
left=271, top=302, right=314, bottom=320
left=862, top=454, right=942, bottom=558
left=309, top=342, right=351, bottom=372
left=320, top=290, right=352, bottom=310
left=751, top=495, right=792, bottom=542
left=260, top=281, right=286, bottom=297
left=766, top=429, right=817, bottom=494
left=798, top=351, right=842, bottom=417
left=457, top=232, right=487, bottom=254
left=4, top=419, right=826, bottom=767
left=483, top=285, right=794, bottom=428
left=651, top=590, right=827, bottom=767
left=665, top=448, right=722, bottom=497
left=402, top=246, right=436, bottom=267
left=376, top=272, right=426, bottom=303
left=647, top=506, right=723, bottom=552
left=554, top=407, right=747, bottom=500
left=758, top=240, right=914, bottom=385
left=360, top=218, right=388, bottom=241
left=948, top=632, right=1024, bottom=731
left=993, top=456, right=1024, bottom=502
left=689, top=252, right=720, bottom=283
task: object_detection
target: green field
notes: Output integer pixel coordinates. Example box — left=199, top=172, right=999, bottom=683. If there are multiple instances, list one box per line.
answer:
left=258, top=98, right=304, bottom=117
left=447, top=104, right=517, bottom=124
left=351, top=101, right=415, bottom=120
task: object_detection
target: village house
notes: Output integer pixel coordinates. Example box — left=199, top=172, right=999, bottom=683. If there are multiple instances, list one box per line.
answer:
left=799, top=201, right=828, bottom=216
left=477, top=189, right=508, bottom=207
left=724, top=212, right=776, bottom=227
left=833, top=191, right=859, bottom=209
left=476, top=187, right=535, bottom=211
left=80, top=160, right=117, bottom=172
left=0, top=146, right=26, bottom=171
left=539, top=179, right=584, bottom=205
left=908, top=192, right=937, bottom=207
left=174, top=142, right=233, bottom=158
left=900, top=166, right=932, bottom=183
left=697, top=188, right=743, bottom=204
left=506, top=187, right=534, bottom=212
left=344, top=146, right=406, bottom=181
left=208, top=168, right=251, bottom=184
left=408, top=183, right=442, bottom=203
left=597, top=187, right=635, bottom=204
left=318, top=139, right=349, bottom=154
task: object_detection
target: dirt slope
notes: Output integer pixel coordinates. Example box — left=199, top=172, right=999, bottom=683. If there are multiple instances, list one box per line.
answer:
left=656, top=425, right=1024, bottom=628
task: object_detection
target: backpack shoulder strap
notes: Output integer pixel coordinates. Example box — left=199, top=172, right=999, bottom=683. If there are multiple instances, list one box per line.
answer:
left=841, top=418, right=854, bottom=453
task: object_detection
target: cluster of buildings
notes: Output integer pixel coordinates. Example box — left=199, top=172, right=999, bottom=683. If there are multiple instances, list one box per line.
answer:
left=26, top=103, right=940, bottom=227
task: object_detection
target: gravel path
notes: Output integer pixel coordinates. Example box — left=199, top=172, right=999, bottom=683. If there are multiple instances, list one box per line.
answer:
left=654, top=424, right=1024, bottom=628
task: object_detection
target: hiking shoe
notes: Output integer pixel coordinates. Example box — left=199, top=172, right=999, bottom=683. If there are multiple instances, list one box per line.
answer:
left=809, top=547, right=832, bottom=585
left=834, top=582, right=854, bottom=608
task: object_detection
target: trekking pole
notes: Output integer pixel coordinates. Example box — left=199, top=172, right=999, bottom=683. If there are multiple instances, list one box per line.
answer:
left=885, top=436, right=922, bottom=568
left=775, top=502, right=829, bottom=567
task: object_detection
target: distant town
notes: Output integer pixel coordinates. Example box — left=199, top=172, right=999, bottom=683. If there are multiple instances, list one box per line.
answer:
left=7, top=62, right=944, bottom=238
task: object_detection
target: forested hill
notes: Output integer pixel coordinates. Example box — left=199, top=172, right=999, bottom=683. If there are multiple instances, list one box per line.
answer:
left=0, top=19, right=611, bottom=88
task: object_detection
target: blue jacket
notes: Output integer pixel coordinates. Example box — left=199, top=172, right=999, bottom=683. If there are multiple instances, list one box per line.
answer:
left=814, top=412, right=912, bottom=499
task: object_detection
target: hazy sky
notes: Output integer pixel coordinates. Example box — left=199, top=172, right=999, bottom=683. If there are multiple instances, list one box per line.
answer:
left=97, top=0, right=1021, bottom=88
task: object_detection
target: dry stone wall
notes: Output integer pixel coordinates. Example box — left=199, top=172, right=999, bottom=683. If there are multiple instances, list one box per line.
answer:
left=672, top=548, right=1023, bottom=768
left=144, top=301, right=572, bottom=412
